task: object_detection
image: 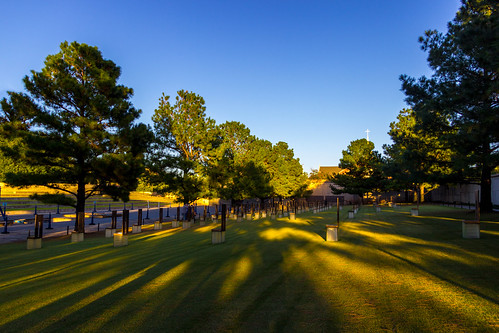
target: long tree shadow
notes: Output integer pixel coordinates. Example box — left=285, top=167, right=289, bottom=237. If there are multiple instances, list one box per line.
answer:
left=0, top=205, right=497, bottom=332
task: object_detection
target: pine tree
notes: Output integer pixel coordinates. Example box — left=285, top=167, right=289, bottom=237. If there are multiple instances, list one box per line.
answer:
left=400, top=0, right=499, bottom=211
left=0, top=41, right=151, bottom=230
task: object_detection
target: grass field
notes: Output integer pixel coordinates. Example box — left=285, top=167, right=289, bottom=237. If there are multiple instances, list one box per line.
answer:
left=0, top=205, right=498, bottom=332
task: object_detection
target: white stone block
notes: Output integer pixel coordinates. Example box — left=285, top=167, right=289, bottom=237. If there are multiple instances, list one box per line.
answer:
left=71, top=232, right=84, bottom=243
left=114, top=232, right=128, bottom=247
left=105, top=228, right=118, bottom=238
left=462, top=221, right=480, bottom=239
left=27, top=237, right=42, bottom=250
left=326, top=225, right=338, bottom=241
left=211, top=230, right=225, bottom=244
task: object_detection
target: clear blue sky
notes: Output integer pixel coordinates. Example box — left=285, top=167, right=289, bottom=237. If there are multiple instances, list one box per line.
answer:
left=0, top=0, right=461, bottom=173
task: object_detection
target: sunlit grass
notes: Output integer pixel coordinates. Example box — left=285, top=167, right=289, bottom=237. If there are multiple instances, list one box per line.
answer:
left=0, top=204, right=497, bottom=332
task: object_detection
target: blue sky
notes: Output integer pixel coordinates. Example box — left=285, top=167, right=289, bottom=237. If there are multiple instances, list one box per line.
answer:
left=0, top=0, right=461, bottom=172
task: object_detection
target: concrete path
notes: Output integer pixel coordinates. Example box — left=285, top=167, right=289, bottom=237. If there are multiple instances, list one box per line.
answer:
left=0, top=207, right=172, bottom=244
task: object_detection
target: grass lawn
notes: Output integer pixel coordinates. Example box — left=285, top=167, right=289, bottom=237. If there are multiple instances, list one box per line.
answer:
left=0, top=205, right=497, bottom=332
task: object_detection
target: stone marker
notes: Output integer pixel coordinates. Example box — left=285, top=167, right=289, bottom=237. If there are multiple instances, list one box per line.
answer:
left=132, top=209, right=142, bottom=233
left=27, top=214, right=44, bottom=249
left=411, top=208, right=418, bottom=216
left=326, top=224, right=338, bottom=241
left=154, top=208, right=163, bottom=230
left=106, top=210, right=118, bottom=237
left=462, top=191, right=480, bottom=239
left=71, top=212, right=85, bottom=242
left=212, top=204, right=226, bottom=244
left=114, top=210, right=129, bottom=247
left=114, top=232, right=128, bottom=247
left=462, top=220, right=480, bottom=238
left=122, top=209, right=130, bottom=235
left=27, top=236, right=42, bottom=250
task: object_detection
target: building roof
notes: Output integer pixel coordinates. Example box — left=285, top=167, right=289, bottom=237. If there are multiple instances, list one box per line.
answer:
left=319, top=166, right=343, bottom=176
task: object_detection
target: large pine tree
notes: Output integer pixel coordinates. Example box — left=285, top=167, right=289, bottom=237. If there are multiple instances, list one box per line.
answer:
left=0, top=41, right=151, bottom=230
left=400, top=0, right=499, bottom=211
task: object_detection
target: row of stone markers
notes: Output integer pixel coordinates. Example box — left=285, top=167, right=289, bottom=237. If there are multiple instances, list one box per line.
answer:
left=347, top=205, right=360, bottom=219
left=27, top=213, right=74, bottom=249
left=25, top=200, right=341, bottom=249
left=311, top=201, right=334, bottom=214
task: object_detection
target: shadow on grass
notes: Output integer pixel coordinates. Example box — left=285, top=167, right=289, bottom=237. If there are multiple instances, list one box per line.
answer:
left=0, top=205, right=498, bottom=332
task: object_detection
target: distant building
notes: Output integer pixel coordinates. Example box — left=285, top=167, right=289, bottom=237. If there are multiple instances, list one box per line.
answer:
left=318, top=166, right=343, bottom=176
left=309, top=166, right=360, bottom=204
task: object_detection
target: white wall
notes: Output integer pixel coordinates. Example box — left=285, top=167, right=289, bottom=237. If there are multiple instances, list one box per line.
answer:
left=429, top=174, right=499, bottom=206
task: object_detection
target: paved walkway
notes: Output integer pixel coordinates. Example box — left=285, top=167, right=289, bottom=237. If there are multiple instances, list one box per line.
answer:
left=0, top=208, right=170, bottom=244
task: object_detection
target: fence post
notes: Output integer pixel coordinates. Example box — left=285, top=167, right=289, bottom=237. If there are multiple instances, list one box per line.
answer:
left=46, top=212, right=53, bottom=229
left=1, top=203, right=8, bottom=234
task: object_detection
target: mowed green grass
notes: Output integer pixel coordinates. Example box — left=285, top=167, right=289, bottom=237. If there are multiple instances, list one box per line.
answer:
left=0, top=205, right=497, bottom=332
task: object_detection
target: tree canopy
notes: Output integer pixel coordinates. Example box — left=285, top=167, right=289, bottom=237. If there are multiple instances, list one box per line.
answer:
left=383, top=109, right=455, bottom=205
left=330, top=139, right=386, bottom=201
left=149, top=90, right=216, bottom=205
left=264, top=141, right=308, bottom=198
left=206, top=121, right=273, bottom=203
left=0, top=41, right=151, bottom=229
left=400, top=0, right=499, bottom=211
